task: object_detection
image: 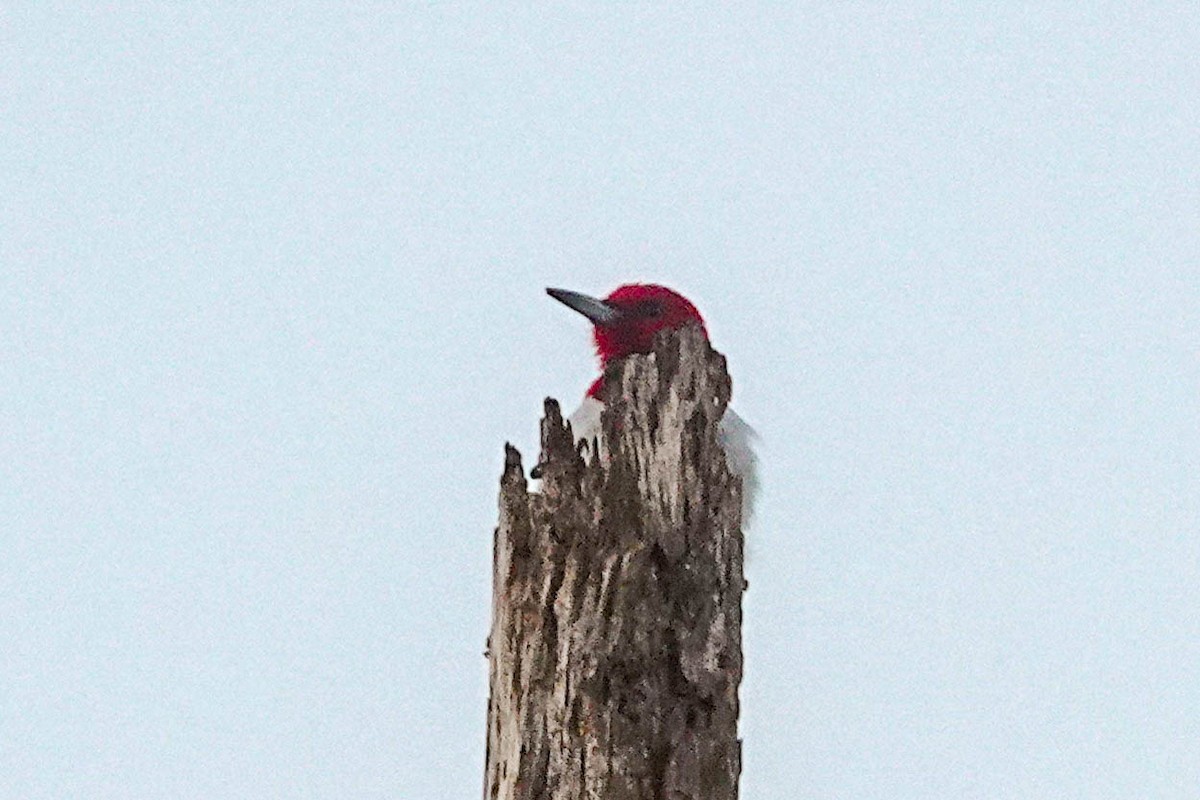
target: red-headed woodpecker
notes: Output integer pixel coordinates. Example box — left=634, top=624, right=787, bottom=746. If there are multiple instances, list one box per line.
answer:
left=546, top=284, right=758, bottom=524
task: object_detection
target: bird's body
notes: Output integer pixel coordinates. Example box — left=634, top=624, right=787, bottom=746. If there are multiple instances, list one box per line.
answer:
left=548, top=284, right=758, bottom=524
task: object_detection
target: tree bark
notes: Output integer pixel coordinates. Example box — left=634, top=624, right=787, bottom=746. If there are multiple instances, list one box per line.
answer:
left=484, top=325, right=745, bottom=800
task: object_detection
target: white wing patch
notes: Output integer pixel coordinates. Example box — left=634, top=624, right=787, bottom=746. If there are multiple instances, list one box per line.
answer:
left=718, top=407, right=759, bottom=526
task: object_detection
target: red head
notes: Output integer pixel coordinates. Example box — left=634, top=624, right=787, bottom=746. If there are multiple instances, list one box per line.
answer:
left=547, top=283, right=709, bottom=396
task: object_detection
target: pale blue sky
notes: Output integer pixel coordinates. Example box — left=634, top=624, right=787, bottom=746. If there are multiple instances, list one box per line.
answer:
left=3, top=5, right=1198, bottom=798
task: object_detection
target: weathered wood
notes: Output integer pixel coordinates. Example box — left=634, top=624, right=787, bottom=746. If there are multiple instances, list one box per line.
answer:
left=484, top=325, right=745, bottom=800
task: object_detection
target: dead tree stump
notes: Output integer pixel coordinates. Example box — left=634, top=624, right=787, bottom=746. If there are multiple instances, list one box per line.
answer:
left=484, top=325, right=745, bottom=800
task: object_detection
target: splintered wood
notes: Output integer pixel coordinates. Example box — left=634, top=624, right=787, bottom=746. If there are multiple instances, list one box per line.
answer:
left=484, top=325, right=745, bottom=800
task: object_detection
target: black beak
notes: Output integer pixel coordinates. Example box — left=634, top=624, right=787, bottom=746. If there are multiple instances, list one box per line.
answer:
left=546, top=287, right=619, bottom=325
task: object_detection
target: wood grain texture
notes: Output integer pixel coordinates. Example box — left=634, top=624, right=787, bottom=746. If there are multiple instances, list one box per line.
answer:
left=484, top=325, right=745, bottom=800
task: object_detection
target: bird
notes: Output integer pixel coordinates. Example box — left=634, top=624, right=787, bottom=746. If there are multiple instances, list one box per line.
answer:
left=545, top=283, right=758, bottom=524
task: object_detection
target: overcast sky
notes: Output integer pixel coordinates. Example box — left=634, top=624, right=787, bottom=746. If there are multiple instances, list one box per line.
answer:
left=3, top=5, right=1198, bottom=798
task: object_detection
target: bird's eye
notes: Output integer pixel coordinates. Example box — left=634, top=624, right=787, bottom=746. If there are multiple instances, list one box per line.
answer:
left=637, top=300, right=663, bottom=318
